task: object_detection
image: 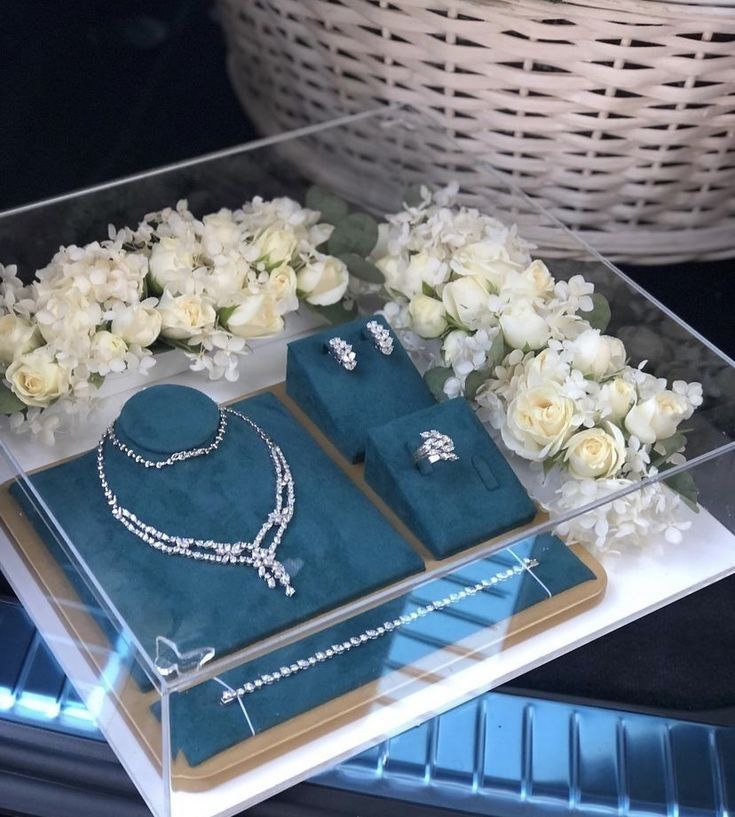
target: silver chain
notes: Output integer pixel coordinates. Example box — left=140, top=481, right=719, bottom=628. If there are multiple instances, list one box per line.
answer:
left=97, top=408, right=296, bottom=596
left=221, top=556, right=539, bottom=704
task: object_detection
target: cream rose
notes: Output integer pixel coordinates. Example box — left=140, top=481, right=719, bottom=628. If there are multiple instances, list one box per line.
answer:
left=267, top=264, right=298, bottom=314
left=6, top=348, right=69, bottom=408
left=201, top=210, right=241, bottom=253
left=450, top=241, right=521, bottom=292
left=148, top=236, right=195, bottom=293
left=441, top=276, right=491, bottom=330
left=564, top=423, right=625, bottom=479
left=220, top=292, right=284, bottom=339
left=0, top=314, right=42, bottom=366
left=375, top=254, right=412, bottom=298
left=624, top=390, right=688, bottom=444
left=500, top=300, right=550, bottom=350
left=405, top=251, right=449, bottom=291
left=503, top=260, right=555, bottom=299
left=90, top=331, right=128, bottom=371
left=111, top=304, right=162, bottom=347
left=570, top=328, right=626, bottom=379
left=600, top=377, right=635, bottom=420
left=408, top=294, right=448, bottom=338
left=297, top=256, right=349, bottom=306
left=157, top=292, right=216, bottom=340
left=255, top=226, right=298, bottom=268
left=502, top=383, right=578, bottom=461
left=203, top=256, right=249, bottom=304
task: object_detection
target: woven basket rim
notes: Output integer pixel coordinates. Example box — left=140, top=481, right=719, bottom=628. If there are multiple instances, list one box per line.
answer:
left=462, top=0, right=735, bottom=16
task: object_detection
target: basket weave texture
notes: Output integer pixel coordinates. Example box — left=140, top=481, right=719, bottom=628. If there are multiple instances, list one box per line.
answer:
left=217, top=0, right=735, bottom=263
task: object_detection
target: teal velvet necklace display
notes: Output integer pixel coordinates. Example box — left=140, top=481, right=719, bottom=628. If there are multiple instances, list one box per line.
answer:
left=97, top=400, right=297, bottom=596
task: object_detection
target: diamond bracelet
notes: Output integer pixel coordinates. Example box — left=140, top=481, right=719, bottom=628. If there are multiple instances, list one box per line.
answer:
left=220, top=556, right=539, bottom=704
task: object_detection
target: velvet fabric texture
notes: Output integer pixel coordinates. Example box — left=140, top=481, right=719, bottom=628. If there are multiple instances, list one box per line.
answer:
left=166, top=532, right=595, bottom=766
left=286, top=316, right=435, bottom=462
left=364, top=398, right=537, bottom=558
left=11, top=387, right=424, bottom=667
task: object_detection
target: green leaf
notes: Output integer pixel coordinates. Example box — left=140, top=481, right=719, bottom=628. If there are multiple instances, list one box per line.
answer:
left=338, top=253, right=384, bottom=284
left=307, top=300, right=358, bottom=326
left=487, top=332, right=507, bottom=368
left=404, top=183, right=426, bottom=208
left=422, top=281, right=438, bottom=298
left=464, top=369, right=488, bottom=402
left=654, top=432, right=687, bottom=460
left=145, top=272, right=162, bottom=297
left=0, top=382, right=25, bottom=414
left=664, top=469, right=699, bottom=513
left=89, top=373, right=105, bottom=389
left=328, top=213, right=379, bottom=258
left=583, top=292, right=611, bottom=332
left=305, top=186, right=349, bottom=225
left=423, top=366, right=453, bottom=401
left=218, top=305, right=237, bottom=328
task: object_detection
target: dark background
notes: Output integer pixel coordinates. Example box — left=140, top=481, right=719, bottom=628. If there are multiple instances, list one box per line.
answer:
left=1, top=0, right=733, bottom=714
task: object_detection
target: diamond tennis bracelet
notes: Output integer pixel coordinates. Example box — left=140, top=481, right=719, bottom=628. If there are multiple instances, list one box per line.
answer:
left=97, top=407, right=296, bottom=596
left=220, top=556, right=539, bottom=704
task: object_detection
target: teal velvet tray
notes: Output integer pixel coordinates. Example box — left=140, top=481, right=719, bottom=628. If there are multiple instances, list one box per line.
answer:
left=9, top=389, right=425, bottom=666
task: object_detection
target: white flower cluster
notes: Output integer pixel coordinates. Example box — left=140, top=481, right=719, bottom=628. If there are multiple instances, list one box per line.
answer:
left=376, top=185, right=704, bottom=553
left=0, top=197, right=349, bottom=442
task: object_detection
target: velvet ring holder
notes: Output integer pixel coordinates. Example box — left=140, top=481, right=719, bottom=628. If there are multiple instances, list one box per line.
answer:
left=364, top=398, right=537, bottom=558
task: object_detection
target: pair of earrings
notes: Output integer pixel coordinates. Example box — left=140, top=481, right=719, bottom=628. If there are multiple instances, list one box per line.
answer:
left=327, top=320, right=393, bottom=371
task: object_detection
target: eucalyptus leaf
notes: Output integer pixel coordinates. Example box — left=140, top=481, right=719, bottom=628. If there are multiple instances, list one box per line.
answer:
left=654, top=432, right=687, bottom=460
left=487, top=332, right=507, bottom=368
left=339, top=253, right=384, bottom=284
left=421, top=281, right=438, bottom=298
left=664, top=469, right=700, bottom=514
left=0, top=382, right=25, bottom=415
left=328, top=213, right=379, bottom=258
left=584, top=292, right=611, bottom=332
left=404, top=183, right=425, bottom=208
left=305, top=186, right=349, bottom=225
left=307, top=300, right=358, bottom=326
left=423, top=366, right=453, bottom=401
left=464, top=369, right=489, bottom=402
left=89, top=373, right=105, bottom=389
left=145, top=272, right=162, bottom=297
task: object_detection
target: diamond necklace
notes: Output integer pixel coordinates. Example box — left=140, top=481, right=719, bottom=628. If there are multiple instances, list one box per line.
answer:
left=220, top=556, right=538, bottom=704
left=97, top=407, right=296, bottom=596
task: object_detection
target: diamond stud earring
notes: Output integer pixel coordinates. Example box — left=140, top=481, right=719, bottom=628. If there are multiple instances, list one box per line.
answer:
left=327, top=337, right=357, bottom=371
left=365, top=320, right=394, bottom=356
left=413, top=430, right=459, bottom=466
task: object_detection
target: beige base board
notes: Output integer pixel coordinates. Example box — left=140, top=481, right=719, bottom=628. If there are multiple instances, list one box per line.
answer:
left=0, top=383, right=607, bottom=792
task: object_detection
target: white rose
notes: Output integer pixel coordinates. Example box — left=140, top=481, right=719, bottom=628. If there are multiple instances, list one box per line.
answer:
left=500, top=300, right=550, bottom=350
left=202, top=255, right=250, bottom=304
left=220, top=292, right=284, bottom=339
left=111, top=304, right=162, bottom=347
left=570, top=328, right=625, bottom=379
left=405, top=251, right=449, bottom=291
left=408, top=294, right=448, bottom=338
left=148, top=236, right=195, bottom=293
left=267, top=264, right=298, bottom=314
left=157, top=292, right=216, bottom=340
left=504, top=260, right=555, bottom=299
left=442, top=329, right=470, bottom=367
left=6, top=348, right=69, bottom=408
left=376, top=254, right=414, bottom=299
left=90, top=331, right=128, bottom=373
left=254, top=226, right=298, bottom=268
left=442, top=276, right=491, bottom=330
left=624, top=390, right=688, bottom=444
left=450, top=241, right=521, bottom=291
left=564, top=423, right=625, bottom=479
left=297, top=256, right=349, bottom=306
left=600, top=377, right=635, bottom=420
left=502, top=383, right=578, bottom=461
left=0, top=314, right=42, bottom=366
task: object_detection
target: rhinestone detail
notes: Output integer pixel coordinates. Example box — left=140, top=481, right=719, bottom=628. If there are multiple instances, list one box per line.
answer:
left=220, top=557, right=538, bottom=705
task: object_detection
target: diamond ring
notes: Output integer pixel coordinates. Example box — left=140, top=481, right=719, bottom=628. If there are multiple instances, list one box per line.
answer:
left=413, top=429, right=459, bottom=465
left=327, top=337, right=357, bottom=371
left=365, top=320, right=394, bottom=356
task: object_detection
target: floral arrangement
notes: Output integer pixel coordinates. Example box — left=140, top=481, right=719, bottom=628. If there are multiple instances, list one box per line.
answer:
left=370, top=184, right=703, bottom=553
left=0, top=196, right=357, bottom=443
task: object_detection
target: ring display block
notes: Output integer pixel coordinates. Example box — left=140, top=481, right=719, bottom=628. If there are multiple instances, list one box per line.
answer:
left=286, top=316, right=435, bottom=462
left=365, top=398, right=537, bottom=558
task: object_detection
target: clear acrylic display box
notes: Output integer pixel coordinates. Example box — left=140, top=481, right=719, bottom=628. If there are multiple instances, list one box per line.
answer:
left=0, top=108, right=733, bottom=817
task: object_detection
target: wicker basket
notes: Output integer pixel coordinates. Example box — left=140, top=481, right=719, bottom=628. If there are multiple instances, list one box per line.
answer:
left=217, top=0, right=735, bottom=263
